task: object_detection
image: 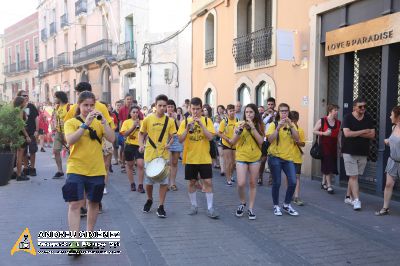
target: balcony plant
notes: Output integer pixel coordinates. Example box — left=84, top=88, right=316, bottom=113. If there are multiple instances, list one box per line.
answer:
left=0, top=103, right=25, bottom=186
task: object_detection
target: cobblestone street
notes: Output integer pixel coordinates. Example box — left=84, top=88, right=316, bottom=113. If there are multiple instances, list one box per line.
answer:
left=1, top=151, right=400, bottom=266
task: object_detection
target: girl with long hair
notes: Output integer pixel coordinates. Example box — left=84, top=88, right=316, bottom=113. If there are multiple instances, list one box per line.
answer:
left=231, top=104, right=264, bottom=219
left=13, top=96, right=30, bottom=181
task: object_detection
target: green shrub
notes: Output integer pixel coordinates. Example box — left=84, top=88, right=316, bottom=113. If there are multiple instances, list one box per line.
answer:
left=0, top=104, right=25, bottom=152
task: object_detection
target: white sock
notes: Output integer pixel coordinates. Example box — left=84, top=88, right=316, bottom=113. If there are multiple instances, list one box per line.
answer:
left=206, top=192, right=213, bottom=210
left=189, top=192, right=197, bottom=207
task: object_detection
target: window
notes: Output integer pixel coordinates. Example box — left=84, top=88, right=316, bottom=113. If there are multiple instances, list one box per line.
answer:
left=34, top=37, right=39, bottom=63
left=237, top=84, right=251, bottom=107
left=15, top=45, right=20, bottom=71
left=205, top=13, right=215, bottom=65
left=256, top=81, right=271, bottom=107
left=25, top=40, right=30, bottom=67
left=205, top=88, right=214, bottom=107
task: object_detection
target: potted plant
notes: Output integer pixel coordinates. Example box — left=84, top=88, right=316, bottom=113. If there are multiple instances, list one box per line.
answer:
left=0, top=103, right=25, bottom=186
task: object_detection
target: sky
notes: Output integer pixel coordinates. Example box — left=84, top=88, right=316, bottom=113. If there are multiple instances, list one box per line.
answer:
left=0, top=0, right=38, bottom=34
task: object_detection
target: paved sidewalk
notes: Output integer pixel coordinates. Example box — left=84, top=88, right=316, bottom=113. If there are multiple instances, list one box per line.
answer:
left=0, top=150, right=400, bottom=265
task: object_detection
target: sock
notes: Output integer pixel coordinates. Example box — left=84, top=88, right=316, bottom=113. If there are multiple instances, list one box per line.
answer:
left=189, top=192, right=197, bottom=207
left=206, top=193, right=213, bottom=210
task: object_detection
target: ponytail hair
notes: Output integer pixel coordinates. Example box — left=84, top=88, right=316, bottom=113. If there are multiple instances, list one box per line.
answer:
left=75, top=91, right=96, bottom=116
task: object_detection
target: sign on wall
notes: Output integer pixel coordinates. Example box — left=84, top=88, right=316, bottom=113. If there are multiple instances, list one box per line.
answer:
left=325, top=12, right=400, bottom=56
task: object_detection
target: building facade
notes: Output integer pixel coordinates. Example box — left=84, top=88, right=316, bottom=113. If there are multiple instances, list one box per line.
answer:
left=38, top=0, right=120, bottom=104
left=3, top=13, right=39, bottom=102
left=309, top=0, right=400, bottom=196
left=0, top=34, right=5, bottom=102
left=118, top=0, right=192, bottom=107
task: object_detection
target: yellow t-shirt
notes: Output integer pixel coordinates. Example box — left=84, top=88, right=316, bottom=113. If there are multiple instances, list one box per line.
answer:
left=235, top=122, right=262, bottom=162
left=64, top=117, right=106, bottom=176
left=55, top=104, right=69, bottom=133
left=177, top=116, right=215, bottom=164
left=64, top=101, right=115, bottom=129
left=266, top=122, right=298, bottom=161
left=140, top=114, right=176, bottom=162
left=120, top=119, right=142, bottom=146
left=219, top=117, right=238, bottom=148
left=292, top=126, right=305, bottom=164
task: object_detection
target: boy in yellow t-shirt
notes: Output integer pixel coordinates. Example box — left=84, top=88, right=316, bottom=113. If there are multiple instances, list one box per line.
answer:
left=290, top=111, right=306, bottom=206
left=139, top=95, right=176, bottom=218
left=218, top=104, right=237, bottom=186
left=120, top=106, right=145, bottom=193
left=177, top=97, right=219, bottom=219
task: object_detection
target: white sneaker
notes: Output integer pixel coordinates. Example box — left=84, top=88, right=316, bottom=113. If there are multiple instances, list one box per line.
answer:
left=353, top=200, right=361, bottom=211
left=273, top=205, right=282, bottom=216
left=344, top=197, right=353, bottom=205
left=103, top=187, right=108, bottom=194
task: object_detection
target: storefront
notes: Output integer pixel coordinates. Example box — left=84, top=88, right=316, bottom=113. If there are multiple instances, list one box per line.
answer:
left=310, top=0, right=400, bottom=196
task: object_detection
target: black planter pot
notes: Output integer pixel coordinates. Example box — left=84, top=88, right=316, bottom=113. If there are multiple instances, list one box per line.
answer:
left=0, top=152, right=15, bottom=186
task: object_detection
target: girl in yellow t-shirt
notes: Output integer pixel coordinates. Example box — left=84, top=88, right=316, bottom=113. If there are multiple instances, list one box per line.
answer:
left=266, top=103, right=300, bottom=217
left=231, top=104, right=264, bottom=220
left=62, top=91, right=115, bottom=255
left=120, top=106, right=145, bottom=193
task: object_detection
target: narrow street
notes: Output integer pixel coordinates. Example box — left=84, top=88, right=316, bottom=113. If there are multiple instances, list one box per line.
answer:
left=1, top=151, right=400, bottom=265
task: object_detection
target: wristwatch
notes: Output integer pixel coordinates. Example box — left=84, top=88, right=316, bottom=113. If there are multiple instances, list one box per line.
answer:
left=80, top=123, right=89, bottom=130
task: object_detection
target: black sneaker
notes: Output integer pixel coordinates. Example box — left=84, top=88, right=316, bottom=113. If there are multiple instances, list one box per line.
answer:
left=235, top=203, right=245, bottom=217
left=98, top=202, right=103, bottom=214
left=16, top=175, right=30, bottom=181
left=23, top=168, right=30, bottom=176
left=248, top=209, right=256, bottom=220
left=29, top=168, right=37, bottom=176
left=143, top=199, right=153, bottom=213
left=109, top=165, right=113, bottom=173
left=157, top=205, right=167, bottom=218
left=80, top=207, right=87, bottom=217
left=11, top=171, right=17, bottom=180
left=40, top=147, right=46, bottom=152
left=52, top=172, right=64, bottom=179
left=131, top=183, right=136, bottom=191
left=282, top=204, right=299, bottom=216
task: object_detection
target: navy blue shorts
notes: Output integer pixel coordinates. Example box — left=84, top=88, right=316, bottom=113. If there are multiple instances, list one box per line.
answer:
left=62, top=174, right=105, bottom=203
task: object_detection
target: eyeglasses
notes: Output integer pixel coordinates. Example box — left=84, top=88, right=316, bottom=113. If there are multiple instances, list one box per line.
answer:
left=357, top=105, right=366, bottom=109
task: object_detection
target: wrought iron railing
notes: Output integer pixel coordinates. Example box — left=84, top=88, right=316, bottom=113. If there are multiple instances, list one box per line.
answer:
left=4, top=61, right=29, bottom=75
left=75, top=0, right=87, bottom=16
left=47, top=58, right=54, bottom=72
left=49, top=22, right=56, bottom=36
left=73, top=39, right=114, bottom=65
left=41, top=28, right=47, bottom=42
left=117, top=41, right=135, bottom=61
left=61, top=13, right=68, bottom=28
left=232, top=27, right=273, bottom=69
left=205, top=48, right=214, bottom=64
left=39, top=61, right=46, bottom=76
left=56, top=52, right=71, bottom=67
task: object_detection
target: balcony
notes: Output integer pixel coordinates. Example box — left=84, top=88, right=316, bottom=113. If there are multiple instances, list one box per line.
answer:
left=60, top=14, right=68, bottom=28
left=232, top=27, right=273, bottom=70
left=75, top=0, right=87, bottom=16
left=47, top=58, right=54, bottom=72
left=4, top=61, right=30, bottom=75
left=41, top=28, right=47, bottom=42
left=49, top=22, right=56, bottom=36
left=205, top=48, right=214, bottom=65
left=73, top=39, right=115, bottom=65
left=56, top=52, right=71, bottom=68
left=117, top=41, right=136, bottom=70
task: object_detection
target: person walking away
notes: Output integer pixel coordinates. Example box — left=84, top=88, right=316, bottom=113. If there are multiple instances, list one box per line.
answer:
left=266, top=103, right=300, bottom=216
left=376, top=106, right=400, bottom=216
left=112, top=101, right=122, bottom=165
left=313, top=104, right=341, bottom=194
left=62, top=91, right=115, bottom=255
left=290, top=111, right=306, bottom=206
left=13, top=96, right=30, bottom=181
left=231, top=104, right=264, bottom=220
left=166, top=99, right=183, bottom=191
left=342, top=98, right=375, bottom=210
left=139, top=94, right=176, bottom=218
left=38, top=107, right=49, bottom=152
left=178, top=97, right=219, bottom=219
left=120, top=106, right=145, bottom=193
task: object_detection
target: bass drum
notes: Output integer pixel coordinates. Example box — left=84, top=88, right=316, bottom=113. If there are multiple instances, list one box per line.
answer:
left=145, top=157, right=169, bottom=182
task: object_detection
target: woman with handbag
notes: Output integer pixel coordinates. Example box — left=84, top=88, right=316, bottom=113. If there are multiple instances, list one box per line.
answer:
left=312, top=104, right=341, bottom=194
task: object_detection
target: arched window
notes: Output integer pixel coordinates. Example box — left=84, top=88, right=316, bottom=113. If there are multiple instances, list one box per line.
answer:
left=205, top=88, right=214, bottom=107
left=237, top=84, right=251, bottom=107
left=205, top=13, right=215, bottom=65
left=256, top=81, right=271, bottom=107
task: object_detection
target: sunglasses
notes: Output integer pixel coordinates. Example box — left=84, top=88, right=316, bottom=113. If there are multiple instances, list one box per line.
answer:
left=357, top=105, right=366, bottom=109
left=279, top=109, right=289, bottom=113
left=21, top=95, right=29, bottom=98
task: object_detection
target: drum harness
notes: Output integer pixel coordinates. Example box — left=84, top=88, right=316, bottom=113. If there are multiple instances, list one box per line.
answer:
left=147, top=116, right=169, bottom=157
